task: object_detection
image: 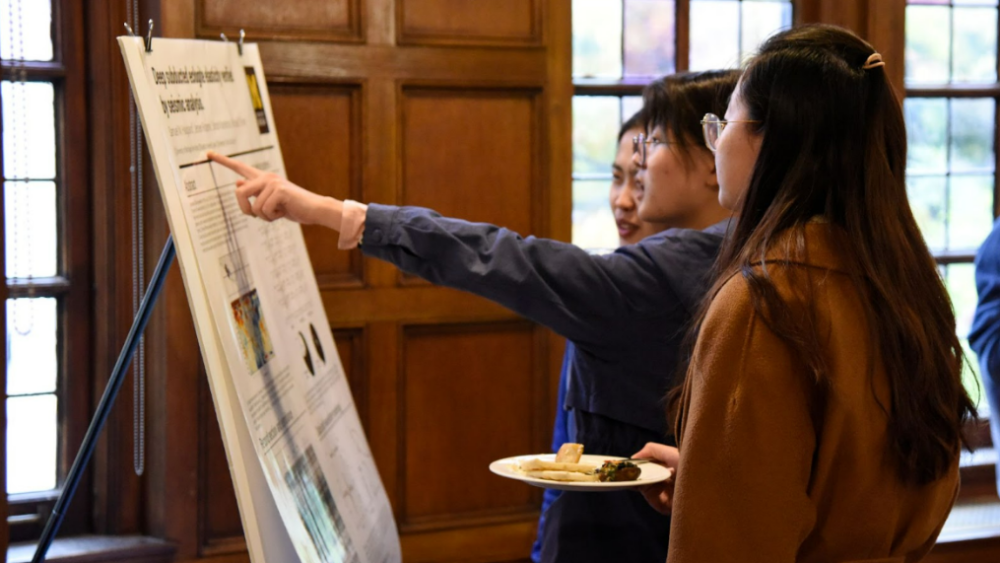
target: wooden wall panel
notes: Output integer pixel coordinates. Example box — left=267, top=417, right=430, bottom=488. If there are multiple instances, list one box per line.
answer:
left=199, top=373, right=245, bottom=553
left=400, top=322, right=541, bottom=529
left=144, top=0, right=572, bottom=561
left=334, top=327, right=368, bottom=430
left=270, top=84, right=363, bottom=288
left=398, top=0, right=541, bottom=46
left=400, top=89, right=539, bottom=234
left=197, top=0, right=362, bottom=42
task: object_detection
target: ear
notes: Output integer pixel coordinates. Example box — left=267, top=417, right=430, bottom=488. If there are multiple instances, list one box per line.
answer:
left=696, top=151, right=719, bottom=190
left=705, top=162, right=719, bottom=191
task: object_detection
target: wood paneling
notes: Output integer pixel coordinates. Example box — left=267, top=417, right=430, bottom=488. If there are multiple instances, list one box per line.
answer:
left=197, top=0, right=362, bottom=43
left=120, top=0, right=570, bottom=561
left=400, top=322, right=542, bottom=529
left=398, top=88, right=542, bottom=284
left=269, top=84, right=363, bottom=288
left=399, top=89, right=538, bottom=232
left=398, top=0, right=541, bottom=47
left=334, top=327, right=368, bottom=430
left=199, top=370, right=244, bottom=551
left=259, top=44, right=548, bottom=84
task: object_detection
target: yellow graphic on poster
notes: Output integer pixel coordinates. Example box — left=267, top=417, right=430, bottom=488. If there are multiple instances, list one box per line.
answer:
left=245, top=66, right=269, bottom=134
left=231, top=289, right=276, bottom=372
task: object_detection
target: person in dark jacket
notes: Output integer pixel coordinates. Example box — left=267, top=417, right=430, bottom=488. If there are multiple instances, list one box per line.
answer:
left=209, top=70, right=739, bottom=563
left=970, top=217, right=1000, bottom=494
left=532, top=108, right=668, bottom=562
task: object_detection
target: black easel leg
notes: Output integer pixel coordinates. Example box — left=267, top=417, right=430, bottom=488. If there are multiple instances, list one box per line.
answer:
left=31, top=235, right=176, bottom=563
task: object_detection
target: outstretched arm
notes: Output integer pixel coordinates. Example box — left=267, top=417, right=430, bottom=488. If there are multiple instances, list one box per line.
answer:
left=209, top=152, right=679, bottom=348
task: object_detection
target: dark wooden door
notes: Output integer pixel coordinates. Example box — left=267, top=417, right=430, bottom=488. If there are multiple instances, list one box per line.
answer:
left=143, top=1, right=572, bottom=561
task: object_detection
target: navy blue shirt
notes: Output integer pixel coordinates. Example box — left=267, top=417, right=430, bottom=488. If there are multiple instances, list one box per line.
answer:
left=363, top=204, right=727, bottom=434
left=969, top=218, right=1000, bottom=493
left=361, top=204, right=727, bottom=562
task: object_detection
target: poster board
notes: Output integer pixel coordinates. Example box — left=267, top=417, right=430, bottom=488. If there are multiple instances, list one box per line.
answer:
left=118, top=36, right=401, bottom=563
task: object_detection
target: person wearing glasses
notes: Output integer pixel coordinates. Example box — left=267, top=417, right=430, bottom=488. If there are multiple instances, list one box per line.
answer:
left=209, top=69, right=738, bottom=563
left=531, top=108, right=670, bottom=563
left=634, top=25, right=974, bottom=562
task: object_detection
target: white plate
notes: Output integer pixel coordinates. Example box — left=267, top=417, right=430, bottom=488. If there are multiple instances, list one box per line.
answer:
left=489, top=453, right=673, bottom=492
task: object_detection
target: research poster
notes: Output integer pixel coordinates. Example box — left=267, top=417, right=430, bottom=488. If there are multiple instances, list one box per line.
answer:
left=119, top=36, right=400, bottom=563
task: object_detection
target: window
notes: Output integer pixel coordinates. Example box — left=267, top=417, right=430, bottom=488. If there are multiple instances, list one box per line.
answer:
left=571, top=0, right=793, bottom=251
left=904, top=0, right=999, bottom=417
left=2, top=0, right=90, bottom=541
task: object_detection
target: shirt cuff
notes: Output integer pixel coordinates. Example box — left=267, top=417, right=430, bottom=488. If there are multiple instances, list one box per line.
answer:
left=337, top=199, right=368, bottom=250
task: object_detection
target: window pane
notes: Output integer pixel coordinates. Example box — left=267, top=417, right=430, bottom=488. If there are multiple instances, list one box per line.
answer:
left=624, top=0, right=676, bottom=78
left=574, top=96, right=621, bottom=174
left=573, top=0, right=624, bottom=78
left=6, top=394, right=57, bottom=494
left=740, top=1, right=792, bottom=60
left=950, top=98, right=995, bottom=173
left=948, top=175, right=993, bottom=251
left=690, top=0, right=741, bottom=71
left=2, top=81, right=56, bottom=180
left=905, top=97, right=948, bottom=174
left=622, top=96, right=644, bottom=124
left=905, top=5, right=951, bottom=84
left=907, top=175, right=948, bottom=252
left=944, top=264, right=985, bottom=411
left=0, top=0, right=53, bottom=61
left=953, top=6, right=998, bottom=83
left=572, top=179, right=618, bottom=251
left=6, top=297, right=57, bottom=396
left=4, top=181, right=57, bottom=278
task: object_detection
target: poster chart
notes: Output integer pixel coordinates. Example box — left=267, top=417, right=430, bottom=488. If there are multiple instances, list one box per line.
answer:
left=119, top=37, right=401, bottom=563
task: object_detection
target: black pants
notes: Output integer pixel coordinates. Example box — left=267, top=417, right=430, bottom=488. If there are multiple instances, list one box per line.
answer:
left=538, top=410, right=673, bottom=563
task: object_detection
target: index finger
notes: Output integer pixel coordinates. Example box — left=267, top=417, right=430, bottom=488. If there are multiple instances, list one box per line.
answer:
left=207, top=151, right=262, bottom=179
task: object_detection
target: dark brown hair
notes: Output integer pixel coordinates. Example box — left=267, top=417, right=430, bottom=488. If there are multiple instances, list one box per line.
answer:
left=618, top=109, right=645, bottom=143
left=642, top=70, right=741, bottom=167
left=676, top=25, right=975, bottom=486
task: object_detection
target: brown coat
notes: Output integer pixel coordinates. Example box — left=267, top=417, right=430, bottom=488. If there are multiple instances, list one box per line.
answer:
left=668, top=223, right=959, bottom=563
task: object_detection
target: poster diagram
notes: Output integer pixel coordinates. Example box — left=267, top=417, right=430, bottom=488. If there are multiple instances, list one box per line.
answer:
left=120, top=37, right=401, bottom=563
left=231, top=289, right=275, bottom=373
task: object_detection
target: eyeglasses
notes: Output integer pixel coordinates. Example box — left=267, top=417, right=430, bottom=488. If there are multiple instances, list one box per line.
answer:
left=632, top=133, right=666, bottom=167
left=700, top=113, right=760, bottom=152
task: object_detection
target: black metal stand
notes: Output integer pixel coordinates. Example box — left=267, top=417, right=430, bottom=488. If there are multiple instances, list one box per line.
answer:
left=31, top=236, right=176, bottom=563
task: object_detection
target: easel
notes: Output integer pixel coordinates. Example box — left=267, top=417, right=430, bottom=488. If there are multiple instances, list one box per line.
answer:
left=29, top=21, right=244, bottom=563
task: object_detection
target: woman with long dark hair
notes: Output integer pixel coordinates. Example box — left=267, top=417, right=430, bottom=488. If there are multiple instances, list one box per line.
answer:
left=636, top=24, right=976, bottom=562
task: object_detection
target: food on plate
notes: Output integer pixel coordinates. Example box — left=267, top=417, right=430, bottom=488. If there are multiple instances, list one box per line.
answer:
left=518, top=458, right=597, bottom=474
left=513, top=443, right=644, bottom=484
left=524, top=469, right=600, bottom=482
left=596, top=460, right=641, bottom=482
left=555, top=443, right=584, bottom=463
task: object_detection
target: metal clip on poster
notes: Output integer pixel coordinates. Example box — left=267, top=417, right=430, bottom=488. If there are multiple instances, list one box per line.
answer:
left=220, top=28, right=246, bottom=56
left=123, top=19, right=154, bottom=53
left=30, top=18, right=191, bottom=562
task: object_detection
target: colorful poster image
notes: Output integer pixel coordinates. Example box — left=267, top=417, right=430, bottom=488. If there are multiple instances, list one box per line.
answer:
left=231, top=289, right=275, bottom=372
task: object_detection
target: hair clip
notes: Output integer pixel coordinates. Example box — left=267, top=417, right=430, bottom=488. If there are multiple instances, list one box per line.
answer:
left=862, top=53, right=885, bottom=70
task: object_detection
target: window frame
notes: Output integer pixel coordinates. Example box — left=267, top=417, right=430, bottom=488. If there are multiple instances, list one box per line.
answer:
left=571, top=0, right=800, bottom=251
left=899, top=1, right=1000, bottom=492
left=1, top=0, right=92, bottom=542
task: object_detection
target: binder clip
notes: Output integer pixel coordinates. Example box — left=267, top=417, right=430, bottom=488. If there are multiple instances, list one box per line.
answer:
left=220, top=29, right=246, bottom=56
